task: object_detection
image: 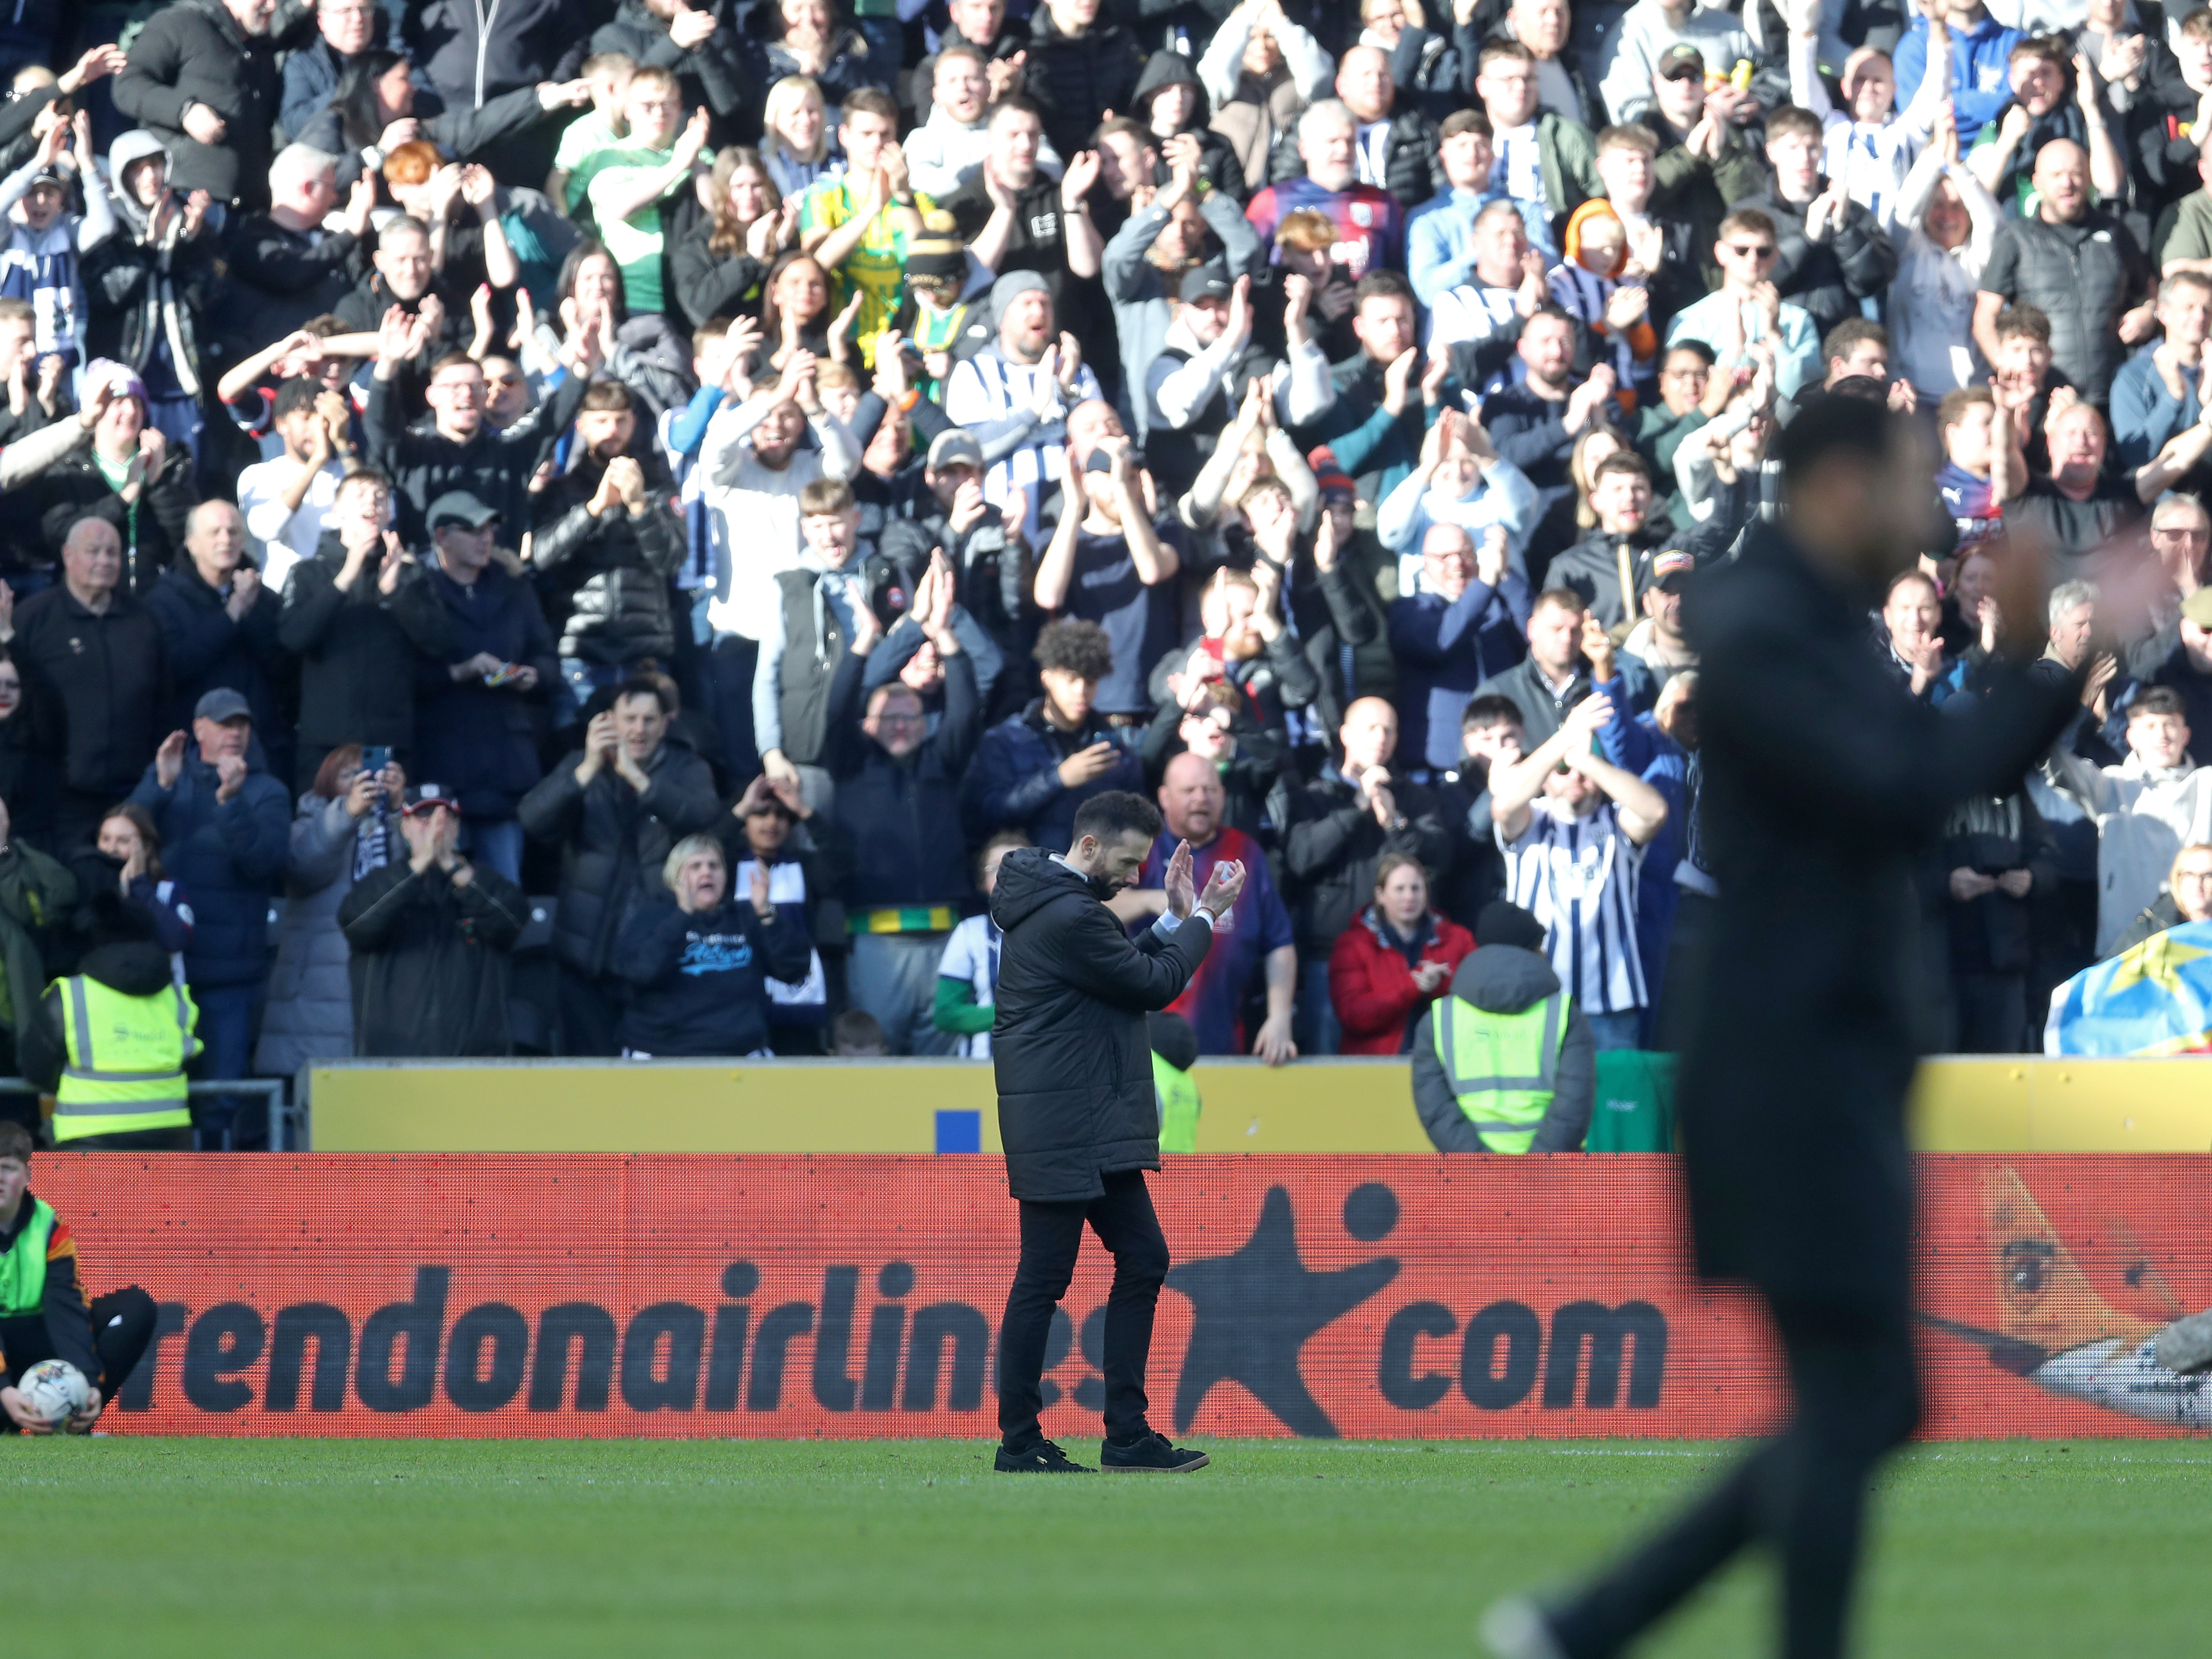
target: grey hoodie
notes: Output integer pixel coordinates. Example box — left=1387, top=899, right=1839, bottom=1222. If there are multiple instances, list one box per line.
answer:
left=1408, top=944, right=1594, bottom=1153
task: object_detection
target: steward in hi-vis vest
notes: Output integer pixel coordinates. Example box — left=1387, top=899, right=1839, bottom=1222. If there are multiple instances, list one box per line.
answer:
left=0, top=1118, right=159, bottom=1435
left=1409, top=900, right=1594, bottom=1154
left=20, top=893, right=199, bottom=1151
left=1147, top=1009, right=1202, bottom=1154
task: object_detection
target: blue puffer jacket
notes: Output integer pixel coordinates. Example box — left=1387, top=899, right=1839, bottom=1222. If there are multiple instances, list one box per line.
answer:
left=959, top=701, right=1145, bottom=855
left=126, top=755, right=292, bottom=990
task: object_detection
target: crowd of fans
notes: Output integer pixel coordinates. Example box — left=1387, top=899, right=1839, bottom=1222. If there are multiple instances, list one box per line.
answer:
left=0, top=0, right=2209, bottom=1145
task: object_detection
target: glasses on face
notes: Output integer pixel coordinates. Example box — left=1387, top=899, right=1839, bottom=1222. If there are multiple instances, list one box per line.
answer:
left=1662, top=365, right=1708, bottom=381
left=870, top=710, right=927, bottom=727
left=1726, top=243, right=1776, bottom=260
left=2152, top=523, right=2210, bottom=539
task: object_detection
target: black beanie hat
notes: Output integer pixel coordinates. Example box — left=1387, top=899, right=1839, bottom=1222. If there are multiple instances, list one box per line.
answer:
left=1147, top=1009, right=1199, bottom=1072
left=1475, top=900, right=1547, bottom=952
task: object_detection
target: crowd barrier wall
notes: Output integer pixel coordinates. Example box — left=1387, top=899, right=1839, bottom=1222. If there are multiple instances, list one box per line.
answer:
left=305, top=1056, right=2212, bottom=1155
left=46, top=1153, right=2212, bottom=1440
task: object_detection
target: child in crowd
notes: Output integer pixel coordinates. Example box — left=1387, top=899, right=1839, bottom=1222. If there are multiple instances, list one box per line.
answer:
left=1547, top=199, right=1658, bottom=407
left=1936, top=385, right=2005, bottom=553
left=583, top=67, right=711, bottom=319
left=934, top=830, right=1027, bottom=1056
left=759, top=76, right=843, bottom=201
left=550, top=51, right=635, bottom=217
left=0, top=114, right=110, bottom=375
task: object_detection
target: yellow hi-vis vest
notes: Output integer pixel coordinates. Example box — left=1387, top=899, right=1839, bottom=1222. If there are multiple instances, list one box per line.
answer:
left=52, top=975, right=198, bottom=1142
left=1431, top=989, right=1570, bottom=1154
left=0, top=1197, right=54, bottom=1314
left=1153, top=1052, right=1202, bottom=1153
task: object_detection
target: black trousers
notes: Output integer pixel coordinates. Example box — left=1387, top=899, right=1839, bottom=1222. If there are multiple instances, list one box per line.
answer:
left=1546, top=1294, right=1920, bottom=1659
left=997, top=1169, right=1170, bottom=1449
left=0, top=1285, right=158, bottom=1421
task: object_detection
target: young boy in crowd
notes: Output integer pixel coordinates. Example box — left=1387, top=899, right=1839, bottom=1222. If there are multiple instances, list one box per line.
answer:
left=583, top=66, right=711, bottom=317
left=551, top=51, right=637, bottom=218
left=934, top=830, right=1029, bottom=1056
left=1548, top=199, right=1658, bottom=405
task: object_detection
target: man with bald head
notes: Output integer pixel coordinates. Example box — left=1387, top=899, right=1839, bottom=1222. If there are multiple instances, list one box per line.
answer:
left=1976, top=137, right=2155, bottom=406
left=1389, top=522, right=1532, bottom=773
left=1281, top=696, right=1455, bottom=1054
left=1108, top=752, right=1298, bottom=1061
left=1330, top=44, right=1445, bottom=211
left=8, top=518, right=169, bottom=851
left=146, top=501, right=290, bottom=770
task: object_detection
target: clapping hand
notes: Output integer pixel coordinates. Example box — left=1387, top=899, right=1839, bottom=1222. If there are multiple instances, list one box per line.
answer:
left=1196, top=856, right=1247, bottom=919
left=749, top=858, right=775, bottom=917
left=1163, top=838, right=1197, bottom=918
left=377, top=529, right=413, bottom=595
left=155, top=729, right=189, bottom=790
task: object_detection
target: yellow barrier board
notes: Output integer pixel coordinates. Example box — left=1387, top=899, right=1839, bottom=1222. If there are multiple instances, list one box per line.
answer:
left=306, top=1055, right=2212, bottom=1154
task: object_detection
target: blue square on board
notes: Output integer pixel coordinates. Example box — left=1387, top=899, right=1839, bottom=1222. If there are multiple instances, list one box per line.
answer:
left=935, top=1109, right=982, bottom=1154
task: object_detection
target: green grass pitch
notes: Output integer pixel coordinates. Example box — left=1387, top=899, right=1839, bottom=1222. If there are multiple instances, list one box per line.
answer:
left=10, top=1437, right=2206, bottom=1654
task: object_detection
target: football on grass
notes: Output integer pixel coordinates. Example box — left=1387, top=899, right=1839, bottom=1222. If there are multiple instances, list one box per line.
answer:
left=16, top=1359, right=90, bottom=1425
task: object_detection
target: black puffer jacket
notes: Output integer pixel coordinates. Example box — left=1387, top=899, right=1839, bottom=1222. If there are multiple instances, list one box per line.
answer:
left=988, top=846, right=1213, bottom=1202
left=1731, top=185, right=1899, bottom=343
left=1023, top=5, right=1144, bottom=161
left=277, top=531, right=456, bottom=753
left=528, top=452, right=687, bottom=668
left=1981, top=207, right=2149, bottom=407
left=1279, top=768, right=1454, bottom=954
left=339, top=858, right=528, bottom=1056
left=825, top=641, right=980, bottom=911
left=403, top=0, right=593, bottom=110
left=517, top=734, right=723, bottom=978
left=110, top=0, right=283, bottom=207
left=588, top=0, right=750, bottom=129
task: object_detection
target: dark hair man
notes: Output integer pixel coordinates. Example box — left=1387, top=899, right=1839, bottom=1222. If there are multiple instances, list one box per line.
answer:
left=987, top=788, right=1244, bottom=1474
left=1484, top=399, right=2082, bottom=1659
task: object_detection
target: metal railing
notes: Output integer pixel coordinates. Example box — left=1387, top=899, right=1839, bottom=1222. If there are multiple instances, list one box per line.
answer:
left=0, top=1078, right=298, bottom=1152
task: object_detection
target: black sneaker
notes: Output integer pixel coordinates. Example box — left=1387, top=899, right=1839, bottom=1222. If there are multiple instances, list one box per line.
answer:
left=994, top=1439, right=1094, bottom=1473
left=1099, top=1430, right=1210, bottom=1472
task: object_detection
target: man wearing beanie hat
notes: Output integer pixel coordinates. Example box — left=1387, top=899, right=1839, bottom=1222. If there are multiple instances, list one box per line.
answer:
left=943, top=267, right=1101, bottom=547
left=1408, top=898, right=1594, bottom=1153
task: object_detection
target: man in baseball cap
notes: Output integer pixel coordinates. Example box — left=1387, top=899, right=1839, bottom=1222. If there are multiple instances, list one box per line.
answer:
left=425, top=491, right=499, bottom=532
left=1623, top=549, right=1700, bottom=674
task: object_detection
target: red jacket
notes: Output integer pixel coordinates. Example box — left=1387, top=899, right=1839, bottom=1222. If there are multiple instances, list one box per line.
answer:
left=1328, top=907, right=1478, bottom=1056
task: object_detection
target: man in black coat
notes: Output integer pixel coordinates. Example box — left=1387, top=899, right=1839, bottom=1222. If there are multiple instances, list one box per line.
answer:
left=988, top=790, right=1243, bottom=1475
left=111, top=0, right=283, bottom=209
left=517, top=675, right=722, bottom=1056
left=277, top=468, right=455, bottom=791
left=339, top=783, right=528, bottom=1056
left=1484, top=404, right=2082, bottom=1659
left=144, top=501, right=291, bottom=782
left=8, top=517, right=170, bottom=855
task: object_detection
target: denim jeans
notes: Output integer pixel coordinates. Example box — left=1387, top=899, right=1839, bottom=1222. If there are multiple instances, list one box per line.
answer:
left=192, top=983, right=265, bottom=1149
left=462, top=816, right=525, bottom=887
left=1585, top=1008, right=1646, bottom=1053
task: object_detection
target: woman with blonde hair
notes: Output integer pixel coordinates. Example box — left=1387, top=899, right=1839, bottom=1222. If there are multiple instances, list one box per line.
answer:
left=758, top=75, right=843, bottom=199
left=612, top=832, right=812, bottom=1057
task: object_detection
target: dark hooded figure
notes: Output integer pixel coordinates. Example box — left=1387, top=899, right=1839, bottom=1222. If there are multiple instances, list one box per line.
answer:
left=1129, top=51, right=1246, bottom=201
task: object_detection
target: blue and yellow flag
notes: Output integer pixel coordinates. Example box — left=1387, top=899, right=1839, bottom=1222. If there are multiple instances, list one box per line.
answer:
left=2044, top=921, right=2212, bottom=1056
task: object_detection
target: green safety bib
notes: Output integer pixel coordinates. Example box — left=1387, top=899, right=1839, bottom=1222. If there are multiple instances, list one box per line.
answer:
left=1432, top=990, right=1570, bottom=1155
left=52, top=975, right=197, bottom=1143
left=1153, top=1053, right=1202, bottom=1154
left=0, top=1197, right=55, bottom=1316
